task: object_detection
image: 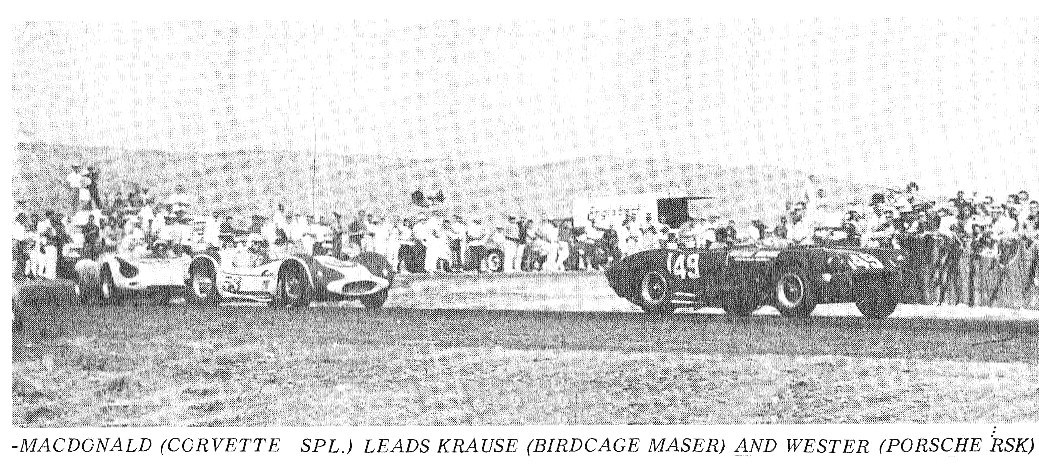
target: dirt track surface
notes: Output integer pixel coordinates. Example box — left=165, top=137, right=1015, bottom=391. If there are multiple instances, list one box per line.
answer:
left=11, top=273, right=1039, bottom=426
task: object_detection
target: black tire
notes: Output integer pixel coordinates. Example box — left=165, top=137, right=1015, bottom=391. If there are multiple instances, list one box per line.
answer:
left=773, top=266, right=817, bottom=318
left=276, top=263, right=311, bottom=309
left=359, top=289, right=388, bottom=310
left=637, top=270, right=676, bottom=314
left=856, top=281, right=897, bottom=319
left=98, top=267, right=119, bottom=305
left=485, top=249, right=505, bottom=273
left=185, top=261, right=219, bottom=307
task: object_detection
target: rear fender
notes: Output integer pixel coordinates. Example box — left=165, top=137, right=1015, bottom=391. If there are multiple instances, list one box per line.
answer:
left=605, top=249, right=671, bottom=299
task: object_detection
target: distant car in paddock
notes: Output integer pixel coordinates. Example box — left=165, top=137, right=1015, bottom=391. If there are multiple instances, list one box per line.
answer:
left=183, top=248, right=395, bottom=310
left=81, top=252, right=193, bottom=304
left=604, top=241, right=909, bottom=318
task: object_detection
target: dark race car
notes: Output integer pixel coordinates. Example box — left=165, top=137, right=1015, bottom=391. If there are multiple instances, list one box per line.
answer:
left=605, top=243, right=909, bottom=318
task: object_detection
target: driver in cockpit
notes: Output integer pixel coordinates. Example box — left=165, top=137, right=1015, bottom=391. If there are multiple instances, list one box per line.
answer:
left=245, top=233, right=270, bottom=268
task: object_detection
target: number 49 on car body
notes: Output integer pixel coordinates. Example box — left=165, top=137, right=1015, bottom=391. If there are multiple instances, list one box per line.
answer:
left=666, top=252, right=700, bottom=280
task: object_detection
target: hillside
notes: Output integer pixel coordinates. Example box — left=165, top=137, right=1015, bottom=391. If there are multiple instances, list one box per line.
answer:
left=14, top=142, right=879, bottom=224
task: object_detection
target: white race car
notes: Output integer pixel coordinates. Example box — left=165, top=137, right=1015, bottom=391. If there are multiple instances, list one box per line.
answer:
left=80, top=252, right=192, bottom=304
left=184, top=248, right=395, bottom=310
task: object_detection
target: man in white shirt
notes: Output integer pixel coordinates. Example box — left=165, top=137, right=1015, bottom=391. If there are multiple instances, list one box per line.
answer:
left=77, top=171, right=92, bottom=208
left=416, top=215, right=448, bottom=272
left=299, top=215, right=318, bottom=254
left=67, top=164, right=84, bottom=209
left=487, top=217, right=514, bottom=272
left=503, top=215, right=522, bottom=273
left=369, top=216, right=390, bottom=260
left=539, top=220, right=560, bottom=271
left=138, top=199, right=155, bottom=235
left=204, top=211, right=222, bottom=248
left=383, top=216, right=405, bottom=273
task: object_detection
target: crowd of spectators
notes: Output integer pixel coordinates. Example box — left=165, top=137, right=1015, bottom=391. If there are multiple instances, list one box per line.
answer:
left=771, top=181, right=1039, bottom=306
left=11, top=162, right=1039, bottom=308
left=12, top=166, right=198, bottom=279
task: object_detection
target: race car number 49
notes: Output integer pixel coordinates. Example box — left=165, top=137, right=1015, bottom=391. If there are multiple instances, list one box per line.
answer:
left=667, top=252, right=701, bottom=280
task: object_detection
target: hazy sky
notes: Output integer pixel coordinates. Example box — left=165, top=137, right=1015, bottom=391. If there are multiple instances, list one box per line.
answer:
left=11, top=19, right=1039, bottom=195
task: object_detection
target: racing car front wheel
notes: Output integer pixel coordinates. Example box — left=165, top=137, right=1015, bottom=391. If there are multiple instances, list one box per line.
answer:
left=185, top=262, right=219, bottom=307
left=638, top=270, right=676, bottom=314
left=360, top=289, right=389, bottom=310
left=276, top=263, right=311, bottom=309
left=855, top=281, right=897, bottom=319
left=773, top=267, right=817, bottom=318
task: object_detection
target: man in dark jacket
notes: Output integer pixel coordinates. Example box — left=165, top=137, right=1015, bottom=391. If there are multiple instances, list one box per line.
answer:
left=86, top=166, right=102, bottom=210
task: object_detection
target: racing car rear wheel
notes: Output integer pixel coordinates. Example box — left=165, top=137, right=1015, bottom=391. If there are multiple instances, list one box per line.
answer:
left=638, top=270, right=676, bottom=314
left=98, top=267, right=120, bottom=305
left=773, top=267, right=816, bottom=318
left=855, top=281, right=897, bottom=319
left=276, top=264, right=311, bottom=309
left=185, top=262, right=219, bottom=307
